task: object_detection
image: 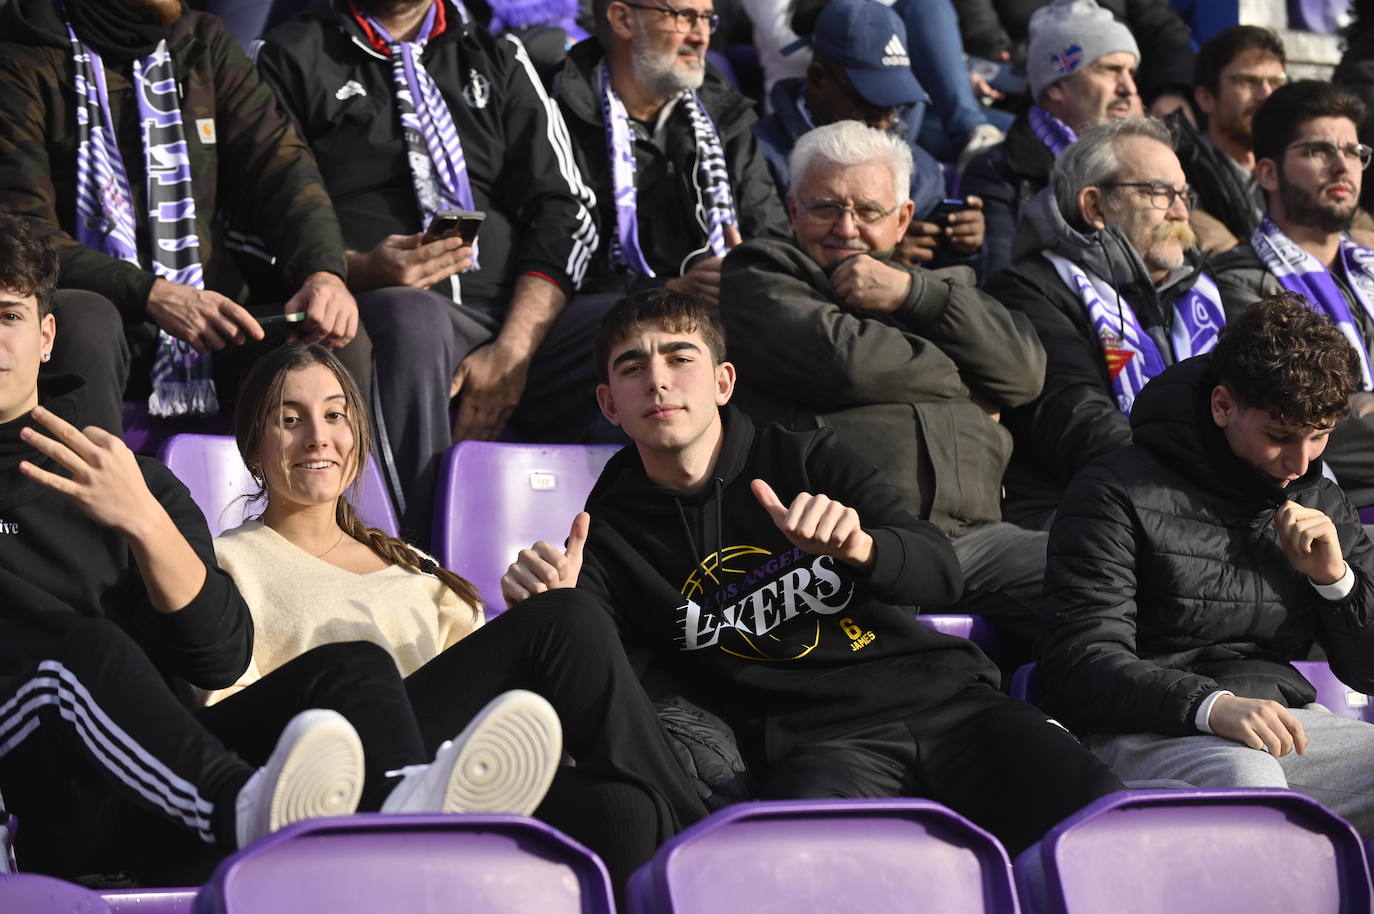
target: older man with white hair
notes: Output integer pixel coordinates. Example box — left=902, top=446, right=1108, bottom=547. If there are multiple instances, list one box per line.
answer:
left=985, top=116, right=1222, bottom=531
left=720, top=120, right=1049, bottom=648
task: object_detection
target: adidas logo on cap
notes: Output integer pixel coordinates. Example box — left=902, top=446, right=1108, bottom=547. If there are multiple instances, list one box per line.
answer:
left=881, top=34, right=909, bottom=67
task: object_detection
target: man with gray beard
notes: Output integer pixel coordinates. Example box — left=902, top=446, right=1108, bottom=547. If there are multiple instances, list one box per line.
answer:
left=555, top=0, right=789, bottom=306
left=984, top=116, right=1222, bottom=531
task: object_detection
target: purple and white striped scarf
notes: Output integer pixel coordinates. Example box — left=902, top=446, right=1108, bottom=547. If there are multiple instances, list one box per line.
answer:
left=1251, top=216, right=1374, bottom=390
left=1028, top=105, right=1077, bottom=158
left=1045, top=251, right=1226, bottom=415
left=598, top=63, right=737, bottom=277
left=365, top=3, right=479, bottom=268
left=67, top=24, right=216, bottom=417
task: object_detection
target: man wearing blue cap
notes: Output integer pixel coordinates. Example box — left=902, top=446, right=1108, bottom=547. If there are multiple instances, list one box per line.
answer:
left=556, top=0, right=790, bottom=307
left=755, top=0, right=985, bottom=270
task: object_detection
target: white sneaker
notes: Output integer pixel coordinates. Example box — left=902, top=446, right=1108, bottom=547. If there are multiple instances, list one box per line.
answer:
left=235, top=709, right=364, bottom=848
left=381, top=690, right=561, bottom=816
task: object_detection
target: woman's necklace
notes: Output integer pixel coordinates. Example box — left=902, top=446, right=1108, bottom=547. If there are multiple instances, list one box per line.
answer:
left=313, top=528, right=347, bottom=559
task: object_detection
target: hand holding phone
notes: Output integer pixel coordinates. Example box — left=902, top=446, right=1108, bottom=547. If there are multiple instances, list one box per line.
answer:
left=257, top=311, right=307, bottom=326
left=422, top=209, right=485, bottom=246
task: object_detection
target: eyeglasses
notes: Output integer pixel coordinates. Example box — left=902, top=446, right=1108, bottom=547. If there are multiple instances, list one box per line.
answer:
left=1098, top=181, right=1198, bottom=211
left=1286, top=139, right=1374, bottom=170
left=799, top=199, right=898, bottom=225
left=1226, top=72, right=1288, bottom=92
left=619, top=2, right=719, bottom=33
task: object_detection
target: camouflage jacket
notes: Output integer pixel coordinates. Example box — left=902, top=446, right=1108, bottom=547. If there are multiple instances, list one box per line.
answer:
left=0, top=1, right=347, bottom=321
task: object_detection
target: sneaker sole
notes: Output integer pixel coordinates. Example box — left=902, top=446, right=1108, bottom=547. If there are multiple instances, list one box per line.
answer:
left=443, top=690, right=561, bottom=816
left=269, top=710, right=365, bottom=831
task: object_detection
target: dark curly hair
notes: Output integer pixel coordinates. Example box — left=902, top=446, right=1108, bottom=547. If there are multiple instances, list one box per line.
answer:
left=1252, top=80, right=1366, bottom=166
left=1211, top=292, right=1362, bottom=427
left=594, top=287, right=726, bottom=384
left=0, top=213, right=58, bottom=316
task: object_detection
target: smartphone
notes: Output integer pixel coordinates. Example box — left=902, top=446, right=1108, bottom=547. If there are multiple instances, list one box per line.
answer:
left=423, top=209, right=485, bottom=245
left=258, top=311, right=307, bottom=326
left=927, top=197, right=972, bottom=223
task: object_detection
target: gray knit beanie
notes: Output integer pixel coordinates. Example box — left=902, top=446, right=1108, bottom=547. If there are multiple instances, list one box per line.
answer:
left=1027, top=0, right=1140, bottom=101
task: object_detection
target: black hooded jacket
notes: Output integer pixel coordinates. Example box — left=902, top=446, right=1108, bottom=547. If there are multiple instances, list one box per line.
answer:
left=577, top=407, right=998, bottom=765
left=554, top=38, right=790, bottom=295
left=1038, top=355, right=1374, bottom=737
left=0, top=376, right=253, bottom=694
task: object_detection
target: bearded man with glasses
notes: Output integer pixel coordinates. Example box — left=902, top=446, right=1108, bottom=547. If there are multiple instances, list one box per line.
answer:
left=1214, top=80, right=1374, bottom=514
left=555, top=0, right=789, bottom=308
left=719, top=120, right=1051, bottom=654
left=983, top=116, right=1223, bottom=533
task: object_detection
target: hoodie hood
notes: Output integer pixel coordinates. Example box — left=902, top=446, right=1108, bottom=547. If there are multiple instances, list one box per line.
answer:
left=3, top=0, right=76, bottom=48
left=1129, top=355, right=1324, bottom=512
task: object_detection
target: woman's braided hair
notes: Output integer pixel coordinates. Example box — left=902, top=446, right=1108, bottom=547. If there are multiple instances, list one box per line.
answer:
left=232, top=343, right=480, bottom=615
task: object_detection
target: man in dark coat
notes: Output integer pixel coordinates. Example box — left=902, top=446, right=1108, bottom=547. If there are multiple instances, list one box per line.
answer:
left=555, top=0, right=790, bottom=307
left=721, top=121, right=1048, bottom=646
left=986, top=116, right=1220, bottom=531
left=1165, top=26, right=1287, bottom=249
left=1039, top=294, right=1374, bottom=837
left=961, top=0, right=1140, bottom=276
left=0, top=0, right=363, bottom=436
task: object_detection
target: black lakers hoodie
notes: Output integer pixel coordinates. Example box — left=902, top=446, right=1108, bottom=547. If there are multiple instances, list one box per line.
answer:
left=579, top=406, right=999, bottom=765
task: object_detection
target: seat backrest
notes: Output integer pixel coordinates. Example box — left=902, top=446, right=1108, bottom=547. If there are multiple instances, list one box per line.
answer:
left=629, top=799, right=1019, bottom=914
left=1295, top=660, right=1374, bottom=723
left=157, top=434, right=397, bottom=537
left=433, top=442, right=620, bottom=616
left=194, top=813, right=613, bottom=914
left=0, top=873, right=112, bottom=913
left=1015, top=788, right=1372, bottom=914
left=102, top=888, right=197, bottom=914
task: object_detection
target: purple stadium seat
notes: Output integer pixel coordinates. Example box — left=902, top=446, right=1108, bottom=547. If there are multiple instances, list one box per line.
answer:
left=1009, top=662, right=1040, bottom=703
left=103, top=888, right=198, bottom=914
left=157, top=434, right=398, bottom=537
left=1294, top=660, right=1374, bottom=723
left=1360, top=505, right=1374, bottom=526
left=1011, top=661, right=1374, bottom=722
left=433, top=442, right=621, bottom=616
left=916, top=614, right=1025, bottom=675
left=0, top=873, right=112, bottom=913
left=1015, top=788, right=1372, bottom=914
left=122, top=401, right=230, bottom=456
left=628, top=799, right=1020, bottom=914
left=193, top=813, right=613, bottom=914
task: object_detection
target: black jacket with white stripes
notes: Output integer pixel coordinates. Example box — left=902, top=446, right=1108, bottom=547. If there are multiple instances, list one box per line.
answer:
left=256, top=0, right=599, bottom=319
left=0, top=376, right=253, bottom=694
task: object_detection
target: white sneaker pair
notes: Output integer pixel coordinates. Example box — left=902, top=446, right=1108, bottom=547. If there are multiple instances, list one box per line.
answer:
left=235, top=690, right=562, bottom=848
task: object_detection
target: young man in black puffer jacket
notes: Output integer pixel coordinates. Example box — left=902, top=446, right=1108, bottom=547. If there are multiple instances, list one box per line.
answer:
left=1040, top=292, right=1374, bottom=835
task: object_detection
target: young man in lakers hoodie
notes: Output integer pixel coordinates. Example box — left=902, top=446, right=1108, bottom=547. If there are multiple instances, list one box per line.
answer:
left=501, top=287, right=1124, bottom=852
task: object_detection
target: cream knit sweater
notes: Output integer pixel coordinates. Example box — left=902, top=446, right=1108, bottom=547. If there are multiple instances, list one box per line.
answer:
left=206, top=520, right=483, bottom=704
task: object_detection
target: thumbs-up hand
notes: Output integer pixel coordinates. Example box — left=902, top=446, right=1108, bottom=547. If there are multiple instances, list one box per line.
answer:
left=724, top=223, right=743, bottom=249
left=501, top=512, right=590, bottom=608
left=751, top=479, right=875, bottom=570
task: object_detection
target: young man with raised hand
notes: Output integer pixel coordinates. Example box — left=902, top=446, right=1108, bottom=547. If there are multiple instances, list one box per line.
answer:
left=0, top=213, right=520, bottom=883
left=1039, top=293, right=1374, bottom=835
left=501, top=287, right=1123, bottom=855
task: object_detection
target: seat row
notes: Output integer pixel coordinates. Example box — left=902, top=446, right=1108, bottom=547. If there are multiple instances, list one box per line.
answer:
left=3, top=789, right=1372, bottom=913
